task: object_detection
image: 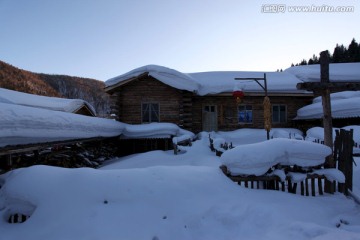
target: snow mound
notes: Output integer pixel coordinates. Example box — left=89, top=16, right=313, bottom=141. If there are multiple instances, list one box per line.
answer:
left=271, top=129, right=304, bottom=140
left=313, top=169, right=345, bottom=183
left=306, top=126, right=360, bottom=154
left=220, top=139, right=332, bottom=176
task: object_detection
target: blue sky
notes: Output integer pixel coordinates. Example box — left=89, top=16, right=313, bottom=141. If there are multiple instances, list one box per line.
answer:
left=0, top=0, right=359, bottom=81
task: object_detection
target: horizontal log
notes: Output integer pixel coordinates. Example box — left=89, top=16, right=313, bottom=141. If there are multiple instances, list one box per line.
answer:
left=297, top=82, right=360, bottom=91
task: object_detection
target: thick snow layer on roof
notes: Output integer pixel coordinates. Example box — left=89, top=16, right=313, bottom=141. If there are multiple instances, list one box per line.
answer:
left=189, top=71, right=306, bottom=95
left=122, top=122, right=195, bottom=139
left=284, top=63, right=360, bottom=82
left=105, top=65, right=309, bottom=95
left=105, top=65, right=199, bottom=92
left=312, top=90, right=360, bottom=103
left=0, top=88, right=96, bottom=115
left=0, top=100, right=194, bottom=147
left=0, top=102, right=124, bottom=147
left=295, top=91, right=360, bottom=120
left=296, top=97, right=360, bottom=119
left=220, top=139, right=332, bottom=176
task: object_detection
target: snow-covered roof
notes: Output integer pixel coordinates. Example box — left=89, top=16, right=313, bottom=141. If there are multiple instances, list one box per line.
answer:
left=0, top=88, right=96, bottom=116
left=0, top=86, right=196, bottom=148
left=284, top=62, right=360, bottom=82
left=105, top=65, right=311, bottom=96
left=295, top=91, right=360, bottom=120
left=0, top=102, right=124, bottom=147
left=105, top=65, right=200, bottom=93
left=0, top=100, right=194, bottom=148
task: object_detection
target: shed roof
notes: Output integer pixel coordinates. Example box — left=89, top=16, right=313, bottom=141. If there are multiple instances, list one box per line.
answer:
left=295, top=91, right=360, bottom=120
left=0, top=88, right=96, bottom=116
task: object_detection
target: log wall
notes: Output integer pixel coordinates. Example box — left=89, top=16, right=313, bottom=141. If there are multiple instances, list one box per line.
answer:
left=107, top=76, right=313, bottom=133
left=109, top=76, right=183, bottom=125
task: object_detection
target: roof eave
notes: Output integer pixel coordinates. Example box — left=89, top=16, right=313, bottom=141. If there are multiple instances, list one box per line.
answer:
left=105, top=73, right=149, bottom=94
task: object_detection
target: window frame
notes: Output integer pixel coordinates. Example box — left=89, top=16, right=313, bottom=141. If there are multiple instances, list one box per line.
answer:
left=141, top=102, right=160, bottom=123
left=272, top=104, right=287, bottom=124
left=237, top=104, right=253, bottom=124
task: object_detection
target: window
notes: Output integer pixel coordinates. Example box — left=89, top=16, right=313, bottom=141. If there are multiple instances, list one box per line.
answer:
left=238, top=105, right=252, bottom=124
left=142, top=103, right=159, bottom=123
left=272, top=105, right=286, bottom=123
left=204, top=105, right=216, bottom=113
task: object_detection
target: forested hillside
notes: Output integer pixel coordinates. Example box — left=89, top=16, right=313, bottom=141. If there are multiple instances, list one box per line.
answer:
left=0, top=60, right=110, bottom=116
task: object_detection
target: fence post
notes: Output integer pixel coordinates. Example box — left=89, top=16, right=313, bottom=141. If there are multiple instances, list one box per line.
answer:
left=335, top=129, right=354, bottom=195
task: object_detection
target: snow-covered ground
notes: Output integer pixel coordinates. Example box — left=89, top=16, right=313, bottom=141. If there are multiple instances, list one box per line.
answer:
left=1, top=129, right=360, bottom=240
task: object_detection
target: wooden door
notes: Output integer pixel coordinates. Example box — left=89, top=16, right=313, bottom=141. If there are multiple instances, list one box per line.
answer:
left=202, top=105, right=218, bottom=132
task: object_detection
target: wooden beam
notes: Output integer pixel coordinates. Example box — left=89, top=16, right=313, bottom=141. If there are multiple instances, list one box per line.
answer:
left=296, top=82, right=360, bottom=92
left=319, top=51, right=335, bottom=194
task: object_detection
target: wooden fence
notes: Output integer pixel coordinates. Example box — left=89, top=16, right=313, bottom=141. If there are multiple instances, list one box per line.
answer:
left=218, top=129, right=355, bottom=196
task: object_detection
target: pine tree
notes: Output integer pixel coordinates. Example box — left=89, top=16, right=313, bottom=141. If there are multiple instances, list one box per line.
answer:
left=348, top=38, right=359, bottom=62
left=300, top=59, right=307, bottom=65
left=332, top=44, right=347, bottom=63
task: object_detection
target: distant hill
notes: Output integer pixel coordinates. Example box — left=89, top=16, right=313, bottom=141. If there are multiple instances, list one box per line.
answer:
left=0, top=60, right=110, bottom=116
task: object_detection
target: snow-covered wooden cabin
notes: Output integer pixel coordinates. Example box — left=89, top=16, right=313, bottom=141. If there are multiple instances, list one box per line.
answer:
left=0, top=88, right=96, bottom=117
left=104, top=65, right=317, bottom=133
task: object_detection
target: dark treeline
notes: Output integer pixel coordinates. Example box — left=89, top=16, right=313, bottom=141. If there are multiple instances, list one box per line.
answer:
left=291, top=38, right=360, bottom=67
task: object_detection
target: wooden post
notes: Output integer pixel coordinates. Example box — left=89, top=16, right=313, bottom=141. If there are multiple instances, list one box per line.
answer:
left=320, top=51, right=335, bottom=194
left=7, top=154, right=13, bottom=170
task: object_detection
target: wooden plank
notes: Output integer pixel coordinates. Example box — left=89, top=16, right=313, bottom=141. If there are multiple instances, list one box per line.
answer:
left=296, top=82, right=360, bottom=91
left=318, top=178, right=323, bottom=195
left=301, top=181, right=305, bottom=196
left=292, top=183, right=298, bottom=194
left=305, top=178, right=309, bottom=196
left=311, top=178, right=316, bottom=196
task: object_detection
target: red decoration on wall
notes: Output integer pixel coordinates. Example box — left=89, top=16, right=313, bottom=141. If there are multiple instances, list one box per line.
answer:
left=232, top=90, right=244, bottom=99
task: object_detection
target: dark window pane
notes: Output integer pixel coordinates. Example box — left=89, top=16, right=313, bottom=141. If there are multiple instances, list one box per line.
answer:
left=238, top=105, right=252, bottom=123
left=150, top=104, right=159, bottom=122
left=272, top=105, right=286, bottom=123
left=142, top=103, right=159, bottom=123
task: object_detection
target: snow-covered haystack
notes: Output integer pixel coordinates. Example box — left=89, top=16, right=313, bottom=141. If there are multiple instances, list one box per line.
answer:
left=220, top=139, right=332, bottom=176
